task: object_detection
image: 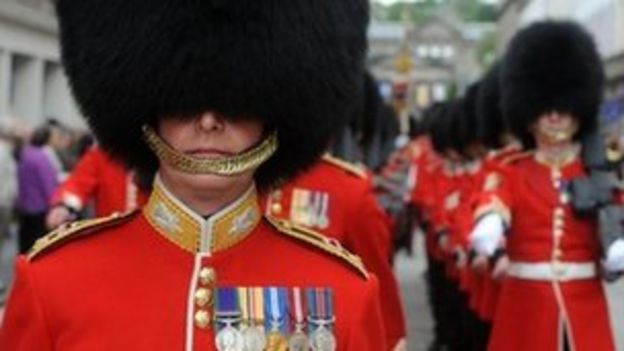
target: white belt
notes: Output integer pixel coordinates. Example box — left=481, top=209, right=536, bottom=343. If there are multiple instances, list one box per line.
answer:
left=507, top=261, right=597, bottom=281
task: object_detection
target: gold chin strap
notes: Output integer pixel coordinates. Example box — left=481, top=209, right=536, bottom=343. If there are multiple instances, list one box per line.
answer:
left=142, top=125, right=278, bottom=176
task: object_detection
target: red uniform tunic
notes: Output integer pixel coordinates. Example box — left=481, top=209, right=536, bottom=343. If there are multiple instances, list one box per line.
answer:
left=50, top=147, right=147, bottom=217
left=475, top=146, right=521, bottom=321
left=475, top=152, right=615, bottom=351
left=409, top=151, right=444, bottom=261
left=1, top=178, right=386, bottom=351
left=263, top=155, right=406, bottom=350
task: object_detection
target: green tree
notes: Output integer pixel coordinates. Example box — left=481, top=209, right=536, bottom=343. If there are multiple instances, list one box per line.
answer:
left=372, top=0, right=497, bottom=23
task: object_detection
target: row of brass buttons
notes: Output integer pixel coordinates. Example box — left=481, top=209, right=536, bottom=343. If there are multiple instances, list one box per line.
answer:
left=194, top=267, right=216, bottom=329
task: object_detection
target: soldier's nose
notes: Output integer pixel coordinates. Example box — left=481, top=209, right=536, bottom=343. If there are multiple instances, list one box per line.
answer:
left=196, top=111, right=225, bottom=132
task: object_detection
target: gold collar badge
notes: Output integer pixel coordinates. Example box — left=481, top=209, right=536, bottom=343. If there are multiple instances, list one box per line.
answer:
left=144, top=177, right=262, bottom=254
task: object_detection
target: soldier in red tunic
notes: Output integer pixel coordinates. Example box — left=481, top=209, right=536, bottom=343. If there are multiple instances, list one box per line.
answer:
left=45, top=146, right=147, bottom=229
left=470, top=63, right=521, bottom=351
left=0, top=1, right=387, bottom=350
left=470, top=21, right=615, bottom=351
left=264, top=154, right=407, bottom=350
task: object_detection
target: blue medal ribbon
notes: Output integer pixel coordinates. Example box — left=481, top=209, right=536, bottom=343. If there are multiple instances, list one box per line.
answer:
left=306, top=287, right=334, bottom=332
left=216, top=287, right=240, bottom=319
left=263, top=287, right=288, bottom=334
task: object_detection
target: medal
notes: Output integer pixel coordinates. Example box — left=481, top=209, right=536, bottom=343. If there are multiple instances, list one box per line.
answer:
left=288, top=331, right=311, bottom=351
left=215, top=288, right=243, bottom=351
left=314, top=192, right=330, bottom=229
left=242, top=326, right=266, bottom=351
left=266, top=330, right=288, bottom=351
left=265, top=287, right=288, bottom=351
left=216, top=321, right=244, bottom=351
left=310, top=325, right=336, bottom=351
left=288, top=287, right=310, bottom=351
left=307, top=288, right=336, bottom=351
left=241, top=287, right=266, bottom=351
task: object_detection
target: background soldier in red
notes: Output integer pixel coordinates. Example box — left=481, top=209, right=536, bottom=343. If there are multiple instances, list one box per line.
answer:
left=46, top=146, right=147, bottom=229
left=264, top=153, right=407, bottom=351
left=470, top=21, right=616, bottom=351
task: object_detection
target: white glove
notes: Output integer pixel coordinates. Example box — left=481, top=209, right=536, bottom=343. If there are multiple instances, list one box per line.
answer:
left=392, top=338, right=407, bottom=351
left=604, top=239, right=624, bottom=272
left=470, top=213, right=505, bottom=256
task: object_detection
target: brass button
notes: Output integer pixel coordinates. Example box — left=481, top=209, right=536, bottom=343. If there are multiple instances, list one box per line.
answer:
left=554, top=228, right=564, bottom=238
left=271, top=203, right=283, bottom=215
left=194, top=288, right=212, bottom=307
left=199, top=267, right=216, bottom=285
left=554, top=208, right=565, bottom=217
left=194, top=310, right=211, bottom=329
left=553, top=217, right=564, bottom=229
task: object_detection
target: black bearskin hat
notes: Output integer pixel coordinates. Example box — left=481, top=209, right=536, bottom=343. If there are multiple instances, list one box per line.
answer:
left=500, top=20, right=604, bottom=147
left=459, top=83, right=481, bottom=152
left=477, top=64, right=506, bottom=149
left=55, top=0, right=369, bottom=190
left=446, top=99, right=467, bottom=155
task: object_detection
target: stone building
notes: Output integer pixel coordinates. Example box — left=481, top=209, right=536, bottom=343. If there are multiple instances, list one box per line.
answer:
left=0, top=0, right=82, bottom=129
left=368, top=6, right=493, bottom=112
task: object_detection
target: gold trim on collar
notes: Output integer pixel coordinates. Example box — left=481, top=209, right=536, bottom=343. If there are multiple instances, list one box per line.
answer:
left=143, top=125, right=278, bottom=176
left=534, top=144, right=580, bottom=170
left=143, top=177, right=261, bottom=254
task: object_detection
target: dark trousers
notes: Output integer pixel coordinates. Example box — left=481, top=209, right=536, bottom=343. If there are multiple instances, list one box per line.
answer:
left=426, top=254, right=446, bottom=348
left=18, top=212, right=46, bottom=254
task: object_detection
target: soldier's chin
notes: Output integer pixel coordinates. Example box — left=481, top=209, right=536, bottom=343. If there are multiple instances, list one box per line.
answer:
left=167, top=166, right=256, bottom=193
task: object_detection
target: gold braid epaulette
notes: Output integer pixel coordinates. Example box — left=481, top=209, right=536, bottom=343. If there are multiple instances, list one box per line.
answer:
left=265, top=216, right=369, bottom=279
left=501, top=151, right=534, bottom=165
left=28, top=210, right=138, bottom=261
left=321, top=154, right=367, bottom=179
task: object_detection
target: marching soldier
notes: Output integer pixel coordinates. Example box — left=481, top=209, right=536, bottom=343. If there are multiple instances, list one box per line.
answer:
left=470, top=21, right=616, bottom=350
left=264, top=154, right=407, bottom=351
left=471, top=63, right=520, bottom=350
left=0, top=1, right=387, bottom=350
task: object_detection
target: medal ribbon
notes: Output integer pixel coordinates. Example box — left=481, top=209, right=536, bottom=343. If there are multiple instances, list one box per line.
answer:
left=265, top=287, right=288, bottom=334
left=288, top=287, right=308, bottom=334
left=319, top=193, right=329, bottom=227
left=216, top=287, right=239, bottom=316
left=307, top=287, right=334, bottom=331
left=238, top=287, right=249, bottom=327
left=251, top=287, right=264, bottom=326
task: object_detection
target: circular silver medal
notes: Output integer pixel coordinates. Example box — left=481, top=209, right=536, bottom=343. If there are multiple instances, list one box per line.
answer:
left=310, top=326, right=336, bottom=351
left=215, top=325, right=244, bottom=351
left=288, top=331, right=311, bottom=351
left=242, top=325, right=266, bottom=351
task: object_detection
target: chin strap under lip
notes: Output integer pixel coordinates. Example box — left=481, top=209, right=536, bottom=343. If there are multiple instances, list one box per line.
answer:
left=142, top=125, right=278, bottom=176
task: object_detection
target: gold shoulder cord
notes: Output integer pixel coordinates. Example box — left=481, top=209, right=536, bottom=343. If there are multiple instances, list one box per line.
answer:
left=143, top=126, right=278, bottom=176
left=321, top=154, right=366, bottom=179
left=265, top=216, right=369, bottom=279
left=28, top=211, right=137, bottom=260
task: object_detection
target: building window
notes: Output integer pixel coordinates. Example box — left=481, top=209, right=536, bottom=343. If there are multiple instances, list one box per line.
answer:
left=442, top=45, right=454, bottom=59
left=432, top=82, right=447, bottom=102
left=430, top=45, right=442, bottom=59
left=416, top=45, right=428, bottom=58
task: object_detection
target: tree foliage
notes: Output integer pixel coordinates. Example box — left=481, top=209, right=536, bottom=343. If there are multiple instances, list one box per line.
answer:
left=373, top=0, right=497, bottom=23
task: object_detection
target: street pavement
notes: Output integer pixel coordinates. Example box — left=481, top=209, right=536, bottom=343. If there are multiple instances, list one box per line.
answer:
left=1, top=228, right=623, bottom=350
